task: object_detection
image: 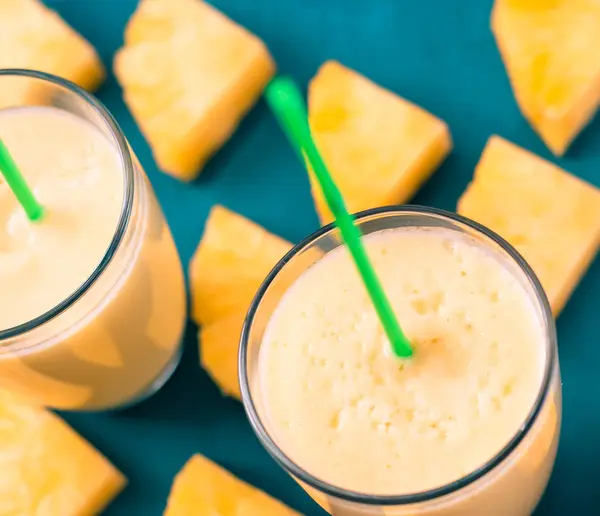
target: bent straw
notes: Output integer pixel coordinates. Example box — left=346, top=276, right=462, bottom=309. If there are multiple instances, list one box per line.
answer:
left=265, top=76, right=413, bottom=358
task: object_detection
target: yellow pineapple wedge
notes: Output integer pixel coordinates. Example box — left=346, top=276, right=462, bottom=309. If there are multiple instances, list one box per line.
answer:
left=492, top=0, right=600, bottom=155
left=189, top=205, right=291, bottom=398
left=164, top=454, right=300, bottom=516
left=114, top=0, right=275, bottom=180
left=189, top=205, right=292, bottom=326
left=199, top=311, right=245, bottom=399
left=0, top=0, right=105, bottom=107
left=458, top=136, right=600, bottom=315
left=0, top=389, right=126, bottom=515
left=308, top=60, right=452, bottom=225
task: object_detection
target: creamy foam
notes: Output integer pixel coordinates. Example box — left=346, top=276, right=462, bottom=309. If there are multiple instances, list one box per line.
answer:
left=0, top=107, right=123, bottom=331
left=259, top=227, right=546, bottom=495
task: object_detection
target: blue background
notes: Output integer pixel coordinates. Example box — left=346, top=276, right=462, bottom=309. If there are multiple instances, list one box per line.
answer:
left=45, top=0, right=600, bottom=514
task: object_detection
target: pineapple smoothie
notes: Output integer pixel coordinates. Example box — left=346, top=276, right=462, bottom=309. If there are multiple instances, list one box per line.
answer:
left=255, top=222, right=560, bottom=515
left=0, top=103, right=186, bottom=411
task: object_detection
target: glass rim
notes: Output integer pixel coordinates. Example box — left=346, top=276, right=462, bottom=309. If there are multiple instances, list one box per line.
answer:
left=0, top=69, right=134, bottom=342
left=239, top=205, right=557, bottom=506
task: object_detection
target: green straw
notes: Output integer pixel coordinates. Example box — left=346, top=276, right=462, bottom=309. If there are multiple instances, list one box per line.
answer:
left=0, top=138, right=44, bottom=222
left=265, top=76, right=413, bottom=359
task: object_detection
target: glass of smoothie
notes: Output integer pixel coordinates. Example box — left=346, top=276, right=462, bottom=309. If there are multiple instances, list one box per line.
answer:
left=0, top=70, right=187, bottom=411
left=240, top=206, right=560, bottom=516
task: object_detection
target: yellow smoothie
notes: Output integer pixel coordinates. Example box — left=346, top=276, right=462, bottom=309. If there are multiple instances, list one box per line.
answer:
left=0, top=106, right=186, bottom=411
left=258, top=226, right=559, bottom=513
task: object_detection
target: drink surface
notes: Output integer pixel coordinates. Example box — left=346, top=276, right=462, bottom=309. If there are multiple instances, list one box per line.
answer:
left=0, top=106, right=123, bottom=331
left=0, top=105, right=186, bottom=411
left=259, top=227, right=546, bottom=495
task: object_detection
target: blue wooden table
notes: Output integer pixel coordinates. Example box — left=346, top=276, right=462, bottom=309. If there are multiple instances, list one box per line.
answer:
left=48, top=0, right=600, bottom=513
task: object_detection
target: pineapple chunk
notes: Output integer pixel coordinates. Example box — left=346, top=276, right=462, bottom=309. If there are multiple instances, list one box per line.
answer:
left=308, top=60, right=452, bottom=225
left=190, top=207, right=328, bottom=398
left=492, top=0, right=600, bottom=155
left=458, top=136, right=600, bottom=314
left=190, top=206, right=291, bottom=398
left=0, top=389, right=126, bottom=515
left=114, top=0, right=275, bottom=180
left=164, top=454, right=300, bottom=516
left=0, top=0, right=105, bottom=107
left=199, top=311, right=245, bottom=399
left=189, top=205, right=292, bottom=326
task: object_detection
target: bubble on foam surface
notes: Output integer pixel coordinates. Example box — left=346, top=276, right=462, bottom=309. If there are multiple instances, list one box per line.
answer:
left=54, top=140, right=105, bottom=190
left=6, top=207, right=34, bottom=245
left=409, top=290, right=445, bottom=316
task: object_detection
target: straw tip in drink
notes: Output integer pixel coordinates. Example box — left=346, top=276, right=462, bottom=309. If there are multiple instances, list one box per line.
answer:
left=391, top=337, right=413, bottom=359
left=28, top=206, right=45, bottom=222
